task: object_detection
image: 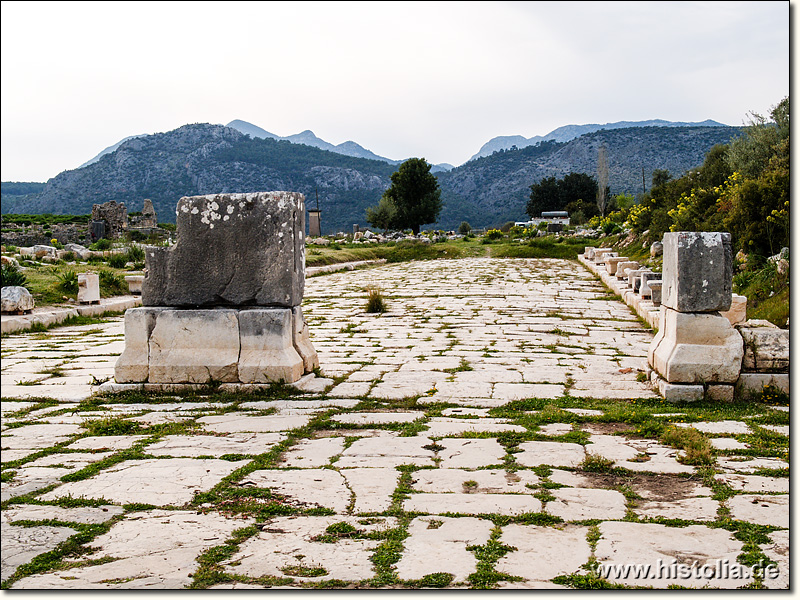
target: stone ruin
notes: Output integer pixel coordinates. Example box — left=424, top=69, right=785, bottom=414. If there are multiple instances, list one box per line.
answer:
left=129, top=199, right=158, bottom=229
left=114, top=191, right=319, bottom=386
left=91, top=201, right=128, bottom=241
left=648, top=232, right=789, bottom=401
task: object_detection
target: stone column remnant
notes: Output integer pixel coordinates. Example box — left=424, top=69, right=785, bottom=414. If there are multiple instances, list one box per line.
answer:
left=116, top=192, right=319, bottom=385
left=648, top=232, right=742, bottom=402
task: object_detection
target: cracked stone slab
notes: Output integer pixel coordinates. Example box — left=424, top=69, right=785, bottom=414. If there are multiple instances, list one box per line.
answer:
left=726, top=494, right=789, bottom=528
left=636, top=497, right=719, bottom=522
left=410, top=468, right=539, bottom=494
left=715, top=474, right=789, bottom=493
left=66, top=435, right=149, bottom=452
left=279, top=437, right=345, bottom=468
left=760, top=530, right=789, bottom=589
left=340, top=468, right=400, bottom=514
left=1, top=423, right=82, bottom=450
left=595, top=521, right=750, bottom=589
left=437, top=438, right=507, bottom=468
left=336, top=434, right=435, bottom=468
left=10, top=509, right=252, bottom=589
left=546, top=488, right=627, bottom=521
left=2, top=524, right=77, bottom=582
left=331, top=411, right=425, bottom=425
left=709, top=438, right=750, bottom=451
left=676, top=420, right=752, bottom=435
left=423, top=417, right=525, bottom=437
left=394, top=516, right=493, bottom=583
left=242, top=469, right=351, bottom=513
left=143, top=433, right=285, bottom=457
left=496, top=524, right=591, bottom=582
left=585, top=434, right=694, bottom=474
left=197, top=413, right=311, bottom=433
left=716, top=456, right=788, bottom=473
left=3, top=504, right=124, bottom=525
left=403, top=492, right=542, bottom=516
left=223, top=515, right=396, bottom=582
left=40, top=458, right=249, bottom=505
left=515, top=441, right=586, bottom=468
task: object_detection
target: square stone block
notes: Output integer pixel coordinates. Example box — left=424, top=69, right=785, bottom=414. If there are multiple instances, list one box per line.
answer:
left=720, top=294, right=747, bottom=326
left=661, top=231, right=732, bottom=313
left=739, top=325, right=789, bottom=372
left=238, top=308, right=304, bottom=383
left=649, top=308, right=743, bottom=384
left=735, top=373, right=789, bottom=400
left=149, top=309, right=240, bottom=383
left=77, top=273, right=100, bottom=304
left=615, top=261, right=639, bottom=280
left=114, top=307, right=160, bottom=383
left=143, top=192, right=305, bottom=308
left=605, top=256, right=629, bottom=275
left=124, top=275, right=144, bottom=295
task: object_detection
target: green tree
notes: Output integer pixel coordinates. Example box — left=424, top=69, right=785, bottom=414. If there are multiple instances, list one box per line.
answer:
left=365, top=195, right=397, bottom=231
left=381, top=158, right=442, bottom=234
left=526, top=176, right=561, bottom=217
left=527, top=172, right=600, bottom=219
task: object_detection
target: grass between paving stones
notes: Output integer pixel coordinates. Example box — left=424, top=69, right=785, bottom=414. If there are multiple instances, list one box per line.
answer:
left=1, top=313, right=124, bottom=338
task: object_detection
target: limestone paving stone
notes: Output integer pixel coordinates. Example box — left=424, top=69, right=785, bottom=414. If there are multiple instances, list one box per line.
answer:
left=66, top=435, right=149, bottom=452
left=403, top=492, right=542, bottom=516
left=143, top=433, right=285, bottom=458
left=40, top=458, right=249, bottom=506
left=726, top=494, right=789, bottom=528
left=340, top=467, right=400, bottom=513
left=716, top=456, right=788, bottom=473
left=760, top=530, right=789, bottom=589
left=496, top=524, right=591, bottom=582
left=595, top=521, right=750, bottom=589
left=331, top=411, right=425, bottom=425
left=676, top=420, right=752, bottom=435
left=547, top=488, right=627, bottom=521
left=244, top=469, right=351, bottom=512
left=437, top=438, right=507, bottom=468
left=394, top=516, right=493, bottom=583
left=423, top=417, right=525, bottom=437
left=197, top=413, right=311, bottom=433
left=715, top=474, right=789, bottom=493
left=515, top=441, right=586, bottom=468
left=336, top=434, right=435, bottom=468
left=279, top=437, right=345, bottom=468
left=635, top=497, right=720, bottom=522
left=3, top=504, right=124, bottom=525
left=223, top=515, right=396, bottom=582
left=410, top=468, right=539, bottom=494
left=2, top=524, right=77, bottom=582
left=11, top=510, right=253, bottom=589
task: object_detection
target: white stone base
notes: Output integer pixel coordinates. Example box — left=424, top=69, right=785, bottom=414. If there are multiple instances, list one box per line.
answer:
left=648, top=308, right=743, bottom=384
left=114, top=307, right=318, bottom=384
left=77, top=273, right=100, bottom=304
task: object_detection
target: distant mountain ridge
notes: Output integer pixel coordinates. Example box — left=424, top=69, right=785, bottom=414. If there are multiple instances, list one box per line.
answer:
left=469, top=119, right=728, bottom=161
left=1, top=122, right=740, bottom=233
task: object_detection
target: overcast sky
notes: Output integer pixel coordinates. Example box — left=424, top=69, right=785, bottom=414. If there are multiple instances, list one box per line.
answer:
left=1, top=1, right=790, bottom=182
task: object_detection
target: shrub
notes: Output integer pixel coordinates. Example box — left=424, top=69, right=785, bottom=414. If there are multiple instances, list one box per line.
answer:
left=56, top=268, right=79, bottom=294
left=484, top=229, right=504, bottom=241
left=1, top=263, right=27, bottom=287
left=107, top=253, right=128, bottom=269
left=99, top=269, right=126, bottom=296
left=61, top=251, right=77, bottom=262
left=90, top=238, right=112, bottom=251
left=126, top=245, right=145, bottom=263
left=365, top=285, right=387, bottom=313
left=660, top=426, right=713, bottom=465
left=458, top=221, right=472, bottom=235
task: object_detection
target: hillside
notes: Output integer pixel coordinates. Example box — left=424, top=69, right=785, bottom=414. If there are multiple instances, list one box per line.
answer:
left=468, top=119, right=728, bottom=161
left=1, top=123, right=741, bottom=233
left=438, top=125, right=741, bottom=227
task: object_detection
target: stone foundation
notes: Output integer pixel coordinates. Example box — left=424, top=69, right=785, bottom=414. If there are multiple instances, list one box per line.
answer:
left=115, top=306, right=318, bottom=384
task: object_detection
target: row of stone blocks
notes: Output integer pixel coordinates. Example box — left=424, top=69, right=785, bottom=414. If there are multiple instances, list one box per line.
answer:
left=115, top=306, right=318, bottom=384
left=582, top=232, right=788, bottom=402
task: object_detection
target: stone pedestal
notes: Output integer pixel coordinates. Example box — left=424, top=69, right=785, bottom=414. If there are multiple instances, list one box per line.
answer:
left=125, top=275, right=144, bottom=295
left=605, top=256, right=629, bottom=275
left=615, top=262, right=639, bottom=280
left=115, top=307, right=315, bottom=384
left=649, top=308, right=743, bottom=384
left=77, top=273, right=100, bottom=304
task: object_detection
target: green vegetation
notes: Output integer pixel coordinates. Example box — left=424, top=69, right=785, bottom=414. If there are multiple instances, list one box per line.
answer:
left=1, top=262, right=27, bottom=287
left=527, top=172, right=605, bottom=223
left=366, top=158, right=442, bottom=234
left=364, top=285, right=387, bottom=314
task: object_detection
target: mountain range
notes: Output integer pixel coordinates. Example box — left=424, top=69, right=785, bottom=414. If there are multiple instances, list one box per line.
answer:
left=2, top=119, right=741, bottom=233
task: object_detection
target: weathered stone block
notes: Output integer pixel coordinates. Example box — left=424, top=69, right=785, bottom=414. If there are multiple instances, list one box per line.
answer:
left=148, top=309, right=240, bottom=383
left=615, top=261, right=639, bottom=280
left=647, top=281, right=663, bottom=306
left=649, top=308, right=743, bottom=384
left=739, top=325, right=789, bottom=372
left=125, top=275, right=144, bottom=295
left=657, top=379, right=705, bottom=402
left=1, top=286, right=35, bottom=313
left=143, top=192, right=306, bottom=308
left=114, top=308, right=160, bottom=383
left=77, top=273, right=100, bottom=304
left=705, top=384, right=735, bottom=402
left=64, top=243, right=91, bottom=260
left=293, top=306, right=320, bottom=373
left=592, top=248, right=613, bottom=263
left=605, top=256, right=629, bottom=275
left=628, top=268, right=651, bottom=290
left=661, top=232, right=733, bottom=313
left=638, top=273, right=661, bottom=297
left=238, top=309, right=304, bottom=383
left=735, top=373, right=789, bottom=400
left=720, top=294, right=747, bottom=326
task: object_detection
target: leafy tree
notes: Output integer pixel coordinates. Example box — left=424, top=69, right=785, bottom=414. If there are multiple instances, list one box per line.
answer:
left=365, top=195, right=397, bottom=231
left=651, top=169, right=672, bottom=189
left=596, top=145, right=610, bottom=215
left=381, top=158, right=442, bottom=234
left=458, top=221, right=472, bottom=235
left=527, top=172, right=601, bottom=219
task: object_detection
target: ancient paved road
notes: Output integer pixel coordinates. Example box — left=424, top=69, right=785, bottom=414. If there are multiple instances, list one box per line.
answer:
left=1, top=258, right=789, bottom=589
